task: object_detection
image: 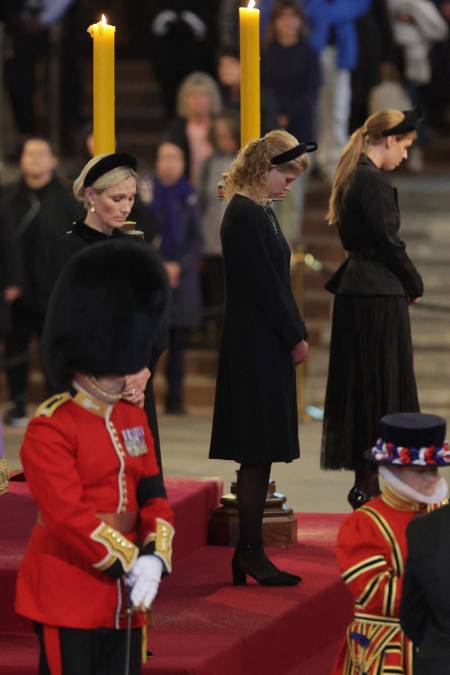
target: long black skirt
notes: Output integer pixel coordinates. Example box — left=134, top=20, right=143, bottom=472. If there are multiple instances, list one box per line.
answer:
left=321, top=295, right=420, bottom=470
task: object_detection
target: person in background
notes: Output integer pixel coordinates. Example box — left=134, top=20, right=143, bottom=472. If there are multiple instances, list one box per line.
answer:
left=198, top=112, right=240, bottom=346
left=386, top=0, right=448, bottom=171
left=262, top=0, right=320, bottom=244
left=217, top=48, right=278, bottom=135
left=2, top=137, right=81, bottom=427
left=166, top=71, right=222, bottom=185
left=210, top=130, right=314, bottom=586
left=0, top=201, right=23, bottom=340
left=349, top=0, right=395, bottom=131
left=3, top=0, right=76, bottom=151
left=333, top=412, right=449, bottom=675
left=303, top=0, right=371, bottom=183
left=142, top=0, right=218, bottom=118
left=16, top=239, right=174, bottom=675
left=427, top=0, right=450, bottom=133
left=0, top=206, right=23, bottom=497
left=263, top=1, right=320, bottom=146
left=321, top=108, right=424, bottom=508
left=139, top=141, right=202, bottom=414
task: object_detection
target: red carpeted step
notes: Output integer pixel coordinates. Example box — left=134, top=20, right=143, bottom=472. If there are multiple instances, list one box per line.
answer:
left=0, top=515, right=352, bottom=675
left=0, top=478, right=223, bottom=633
left=145, top=544, right=351, bottom=675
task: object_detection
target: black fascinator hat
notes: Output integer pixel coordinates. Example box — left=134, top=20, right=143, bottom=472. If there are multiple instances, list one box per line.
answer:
left=381, top=107, right=424, bottom=137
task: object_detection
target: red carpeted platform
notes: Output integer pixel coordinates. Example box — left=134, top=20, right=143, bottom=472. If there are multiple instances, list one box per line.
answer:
left=0, top=480, right=352, bottom=675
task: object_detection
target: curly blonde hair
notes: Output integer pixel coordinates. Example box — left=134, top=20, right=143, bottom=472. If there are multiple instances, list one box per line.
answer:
left=327, top=109, right=416, bottom=226
left=224, top=129, right=309, bottom=203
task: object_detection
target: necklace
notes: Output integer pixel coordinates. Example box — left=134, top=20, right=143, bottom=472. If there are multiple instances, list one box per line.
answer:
left=86, top=376, right=124, bottom=402
left=262, top=204, right=278, bottom=235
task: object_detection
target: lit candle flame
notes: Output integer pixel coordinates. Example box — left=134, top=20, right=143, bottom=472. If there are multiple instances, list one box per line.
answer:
left=101, top=14, right=107, bottom=24
left=248, top=0, right=256, bottom=8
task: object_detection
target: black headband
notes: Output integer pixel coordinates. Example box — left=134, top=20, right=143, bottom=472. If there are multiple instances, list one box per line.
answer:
left=84, top=153, right=138, bottom=187
left=271, top=142, right=318, bottom=166
left=381, top=106, right=424, bottom=137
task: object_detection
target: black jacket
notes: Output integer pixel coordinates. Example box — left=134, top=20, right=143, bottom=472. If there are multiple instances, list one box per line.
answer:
left=401, top=504, right=450, bottom=675
left=326, top=155, right=423, bottom=300
left=2, top=176, right=82, bottom=313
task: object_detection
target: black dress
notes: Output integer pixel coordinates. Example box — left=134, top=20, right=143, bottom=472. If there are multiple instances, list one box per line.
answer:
left=321, top=155, right=424, bottom=470
left=209, top=194, right=307, bottom=464
left=53, top=221, right=168, bottom=472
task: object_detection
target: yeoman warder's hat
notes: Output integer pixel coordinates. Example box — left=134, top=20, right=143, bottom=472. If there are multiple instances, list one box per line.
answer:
left=367, top=412, right=449, bottom=467
left=43, top=239, right=168, bottom=390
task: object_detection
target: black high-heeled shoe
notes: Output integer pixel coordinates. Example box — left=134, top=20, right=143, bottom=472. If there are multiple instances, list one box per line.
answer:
left=232, top=543, right=302, bottom=586
left=347, top=486, right=371, bottom=510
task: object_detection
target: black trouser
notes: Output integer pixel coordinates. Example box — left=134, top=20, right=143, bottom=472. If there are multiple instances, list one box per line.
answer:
left=4, top=27, right=48, bottom=134
left=165, top=327, right=190, bottom=409
left=4, top=300, right=47, bottom=405
left=35, top=623, right=142, bottom=675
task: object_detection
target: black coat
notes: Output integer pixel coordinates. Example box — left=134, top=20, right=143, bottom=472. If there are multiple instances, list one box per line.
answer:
left=0, top=208, right=23, bottom=335
left=2, top=176, right=82, bottom=313
left=326, top=155, right=424, bottom=300
left=52, top=221, right=169, bottom=473
left=262, top=39, right=321, bottom=141
left=350, top=0, right=395, bottom=129
left=210, top=195, right=307, bottom=463
left=401, top=504, right=450, bottom=675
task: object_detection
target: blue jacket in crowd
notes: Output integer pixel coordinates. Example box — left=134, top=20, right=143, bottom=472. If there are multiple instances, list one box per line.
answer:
left=259, top=0, right=371, bottom=71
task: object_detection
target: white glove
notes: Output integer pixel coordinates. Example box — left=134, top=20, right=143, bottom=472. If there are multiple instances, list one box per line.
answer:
left=180, top=11, right=206, bottom=40
left=151, top=10, right=177, bottom=36
left=126, top=555, right=163, bottom=611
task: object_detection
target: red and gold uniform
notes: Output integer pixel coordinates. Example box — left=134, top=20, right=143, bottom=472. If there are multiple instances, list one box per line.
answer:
left=332, top=487, right=445, bottom=675
left=15, top=387, right=174, bottom=631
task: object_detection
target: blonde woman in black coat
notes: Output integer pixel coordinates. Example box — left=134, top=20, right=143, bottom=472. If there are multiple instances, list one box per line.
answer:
left=321, top=108, right=424, bottom=508
left=210, top=130, right=315, bottom=585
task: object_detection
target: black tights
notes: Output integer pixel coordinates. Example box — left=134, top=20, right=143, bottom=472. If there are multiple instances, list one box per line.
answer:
left=237, top=463, right=271, bottom=546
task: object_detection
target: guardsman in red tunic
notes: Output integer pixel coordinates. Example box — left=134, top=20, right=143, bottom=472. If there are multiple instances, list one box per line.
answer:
left=15, top=239, right=173, bottom=675
left=332, top=412, right=449, bottom=675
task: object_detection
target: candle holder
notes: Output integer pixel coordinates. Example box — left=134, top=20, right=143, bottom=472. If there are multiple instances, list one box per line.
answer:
left=208, top=473, right=297, bottom=546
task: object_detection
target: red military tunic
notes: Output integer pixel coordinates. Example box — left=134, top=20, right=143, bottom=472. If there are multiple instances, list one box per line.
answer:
left=332, top=487, right=445, bottom=675
left=16, top=388, right=174, bottom=630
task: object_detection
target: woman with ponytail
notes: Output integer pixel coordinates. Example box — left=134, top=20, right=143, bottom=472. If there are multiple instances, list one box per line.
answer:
left=210, top=130, right=315, bottom=585
left=321, top=108, right=424, bottom=509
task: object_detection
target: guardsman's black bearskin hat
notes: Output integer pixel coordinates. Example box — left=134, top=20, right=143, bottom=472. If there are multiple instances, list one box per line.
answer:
left=43, top=239, right=169, bottom=390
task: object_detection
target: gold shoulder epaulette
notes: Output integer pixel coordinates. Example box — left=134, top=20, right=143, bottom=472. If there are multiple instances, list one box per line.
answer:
left=35, top=392, right=72, bottom=418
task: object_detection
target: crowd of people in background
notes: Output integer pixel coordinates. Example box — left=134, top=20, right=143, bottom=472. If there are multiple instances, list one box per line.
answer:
left=1, top=0, right=450, bottom=421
